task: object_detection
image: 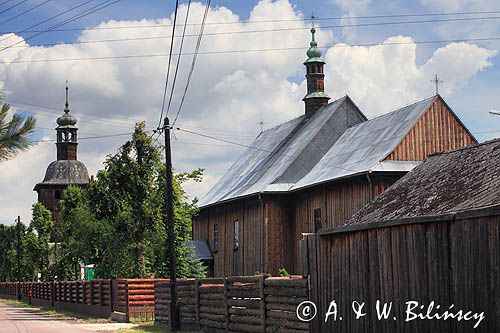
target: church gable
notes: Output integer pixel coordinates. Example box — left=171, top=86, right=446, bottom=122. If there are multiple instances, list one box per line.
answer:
left=384, top=96, right=477, bottom=161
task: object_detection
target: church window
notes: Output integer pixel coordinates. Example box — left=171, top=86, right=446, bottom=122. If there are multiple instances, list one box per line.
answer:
left=233, top=220, right=239, bottom=250
left=314, top=208, right=322, bottom=232
left=213, top=224, right=219, bottom=252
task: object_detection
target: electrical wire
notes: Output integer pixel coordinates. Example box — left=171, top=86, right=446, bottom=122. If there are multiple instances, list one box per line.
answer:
left=157, top=0, right=179, bottom=129
left=0, top=0, right=51, bottom=28
left=0, top=0, right=99, bottom=45
left=172, top=0, right=210, bottom=126
left=3, top=9, right=500, bottom=34
left=165, top=0, right=191, bottom=119
left=0, top=0, right=29, bottom=16
left=0, top=1, right=16, bottom=8
left=0, top=0, right=122, bottom=53
left=4, top=35, right=499, bottom=65
left=5, top=14, right=500, bottom=49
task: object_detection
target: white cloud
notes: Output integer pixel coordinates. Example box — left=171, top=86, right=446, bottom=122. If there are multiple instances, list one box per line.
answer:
left=0, top=1, right=496, bottom=223
left=323, top=36, right=496, bottom=116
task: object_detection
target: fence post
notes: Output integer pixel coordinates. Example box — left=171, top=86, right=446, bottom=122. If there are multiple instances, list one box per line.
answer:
left=223, top=278, right=229, bottom=331
left=99, top=280, right=104, bottom=306
left=50, top=282, right=55, bottom=307
left=259, top=275, right=267, bottom=331
left=194, top=279, right=200, bottom=329
left=90, top=281, right=94, bottom=305
left=125, top=280, right=129, bottom=322
left=110, top=279, right=114, bottom=312
left=306, top=234, right=319, bottom=332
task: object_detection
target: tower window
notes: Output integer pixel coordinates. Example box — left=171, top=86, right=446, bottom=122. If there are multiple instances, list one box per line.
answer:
left=213, top=224, right=219, bottom=253
left=55, top=190, right=61, bottom=200
left=233, top=220, right=239, bottom=250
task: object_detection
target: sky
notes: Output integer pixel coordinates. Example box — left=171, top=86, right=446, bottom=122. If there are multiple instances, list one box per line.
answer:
left=0, top=0, right=499, bottom=225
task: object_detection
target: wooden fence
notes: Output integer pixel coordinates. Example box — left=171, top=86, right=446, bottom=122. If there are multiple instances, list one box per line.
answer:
left=155, top=275, right=310, bottom=332
left=0, top=280, right=113, bottom=318
left=306, top=210, right=499, bottom=332
left=0, top=279, right=165, bottom=321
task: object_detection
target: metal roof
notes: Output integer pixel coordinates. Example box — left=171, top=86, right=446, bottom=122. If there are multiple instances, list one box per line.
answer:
left=185, top=240, right=213, bottom=260
left=198, top=96, right=366, bottom=207
left=292, top=96, right=436, bottom=190
left=344, top=138, right=500, bottom=227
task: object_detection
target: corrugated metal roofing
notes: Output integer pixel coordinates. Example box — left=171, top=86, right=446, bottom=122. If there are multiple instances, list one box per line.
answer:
left=345, top=138, right=500, bottom=226
left=292, top=96, right=436, bottom=190
left=185, top=240, right=213, bottom=260
left=198, top=96, right=366, bottom=207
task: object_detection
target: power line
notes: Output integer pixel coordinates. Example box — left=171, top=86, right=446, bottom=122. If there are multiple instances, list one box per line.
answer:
left=0, top=1, right=16, bottom=8
left=0, top=0, right=99, bottom=45
left=2, top=9, right=500, bottom=34
left=157, top=0, right=179, bottom=129
left=172, top=0, right=210, bottom=126
left=165, top=0, right=191, bottom=118
left=0, top=0, right=29, bottom=16
left=0, top=0, right=51, bottom=28
left=2, top=35, right=500, bottom=64
left=6, top=14, right=500, bottom=49
left=0, top=0, right=122, bottom=53
left=29, top=129, right=157, bottom=143
left=9, top=100, right=261, bottom=137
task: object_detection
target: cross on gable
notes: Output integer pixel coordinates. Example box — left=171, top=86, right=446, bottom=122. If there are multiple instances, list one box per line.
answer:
left=431, top=74, right=443, bottom=95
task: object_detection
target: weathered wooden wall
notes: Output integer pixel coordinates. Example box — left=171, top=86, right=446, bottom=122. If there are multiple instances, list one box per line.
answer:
left=310, top=213, right=499, bottom=332
left=194, top=198, right=262, bottom=277
left=194, top=175, right=401, bottom=277
left=289, top=175, right=399, bottom=274
left=386, top=97, right=476, bottom=161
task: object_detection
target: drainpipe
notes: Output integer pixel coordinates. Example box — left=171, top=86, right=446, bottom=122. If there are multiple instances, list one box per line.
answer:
left=366, top=171, right=374, bottom=203
left=258, top=193, right=265, bottom=273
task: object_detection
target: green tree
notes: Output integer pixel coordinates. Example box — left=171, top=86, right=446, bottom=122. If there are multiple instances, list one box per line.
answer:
left=0, top=222, right=40, bottom=281
left=0, top=102, right=36, bottom=161
left=30, top=203, right=54, bottom=281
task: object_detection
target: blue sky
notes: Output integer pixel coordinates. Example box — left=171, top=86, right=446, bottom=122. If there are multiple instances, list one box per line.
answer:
left=0, top=0, right=499, bottom=224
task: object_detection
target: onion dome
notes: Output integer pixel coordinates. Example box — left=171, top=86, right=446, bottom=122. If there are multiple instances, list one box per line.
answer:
left=305, top=27, right=324, bottom=63
left=56, top=85, right=77, bottom=128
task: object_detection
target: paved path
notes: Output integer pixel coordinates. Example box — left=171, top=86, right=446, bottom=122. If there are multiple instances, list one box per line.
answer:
left=0, top=299, right=135, bottom=333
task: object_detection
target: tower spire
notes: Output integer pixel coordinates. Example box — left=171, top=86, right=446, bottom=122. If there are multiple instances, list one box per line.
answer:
left=302, top=26, right=330, bottom=116
left=65, top=81, right=70, bottom=112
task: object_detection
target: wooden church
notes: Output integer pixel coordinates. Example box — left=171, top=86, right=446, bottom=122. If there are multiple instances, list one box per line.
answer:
left=193, top=28, right=476, bottom=277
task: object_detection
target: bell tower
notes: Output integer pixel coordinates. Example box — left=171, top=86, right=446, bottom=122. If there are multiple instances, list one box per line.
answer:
left=303, top=27, right=330, bottom=116
left=34, top=85, right=89, bottom=221
left=56, top=85, right=78, bottom=160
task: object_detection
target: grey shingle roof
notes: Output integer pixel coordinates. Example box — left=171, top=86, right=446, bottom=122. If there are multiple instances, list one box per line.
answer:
left=345, top=139, right=500, bottom=226
left=34, top=160, right=89, bottom=189
left=292, top=96, right=436, bottom=190
left=198, top=96, right=366, bottom=207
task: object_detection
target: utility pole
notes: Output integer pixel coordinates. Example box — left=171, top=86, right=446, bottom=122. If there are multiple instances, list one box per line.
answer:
left=163, top=117, right=179, bottom=330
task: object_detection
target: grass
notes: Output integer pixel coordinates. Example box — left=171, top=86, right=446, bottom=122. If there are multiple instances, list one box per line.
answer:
left=3, top=298, right=111, bottom=323
left=117, top=322, right=199, bottom=333
left=116, top=322, right=170, bottom=333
